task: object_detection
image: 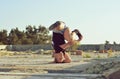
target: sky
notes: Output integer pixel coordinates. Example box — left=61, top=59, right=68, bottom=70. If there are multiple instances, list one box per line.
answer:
left=0, top=0, right=120, bottom=44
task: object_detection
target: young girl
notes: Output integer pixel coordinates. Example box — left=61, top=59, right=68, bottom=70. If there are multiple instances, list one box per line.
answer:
left=49, top=21, right=83, bottom=63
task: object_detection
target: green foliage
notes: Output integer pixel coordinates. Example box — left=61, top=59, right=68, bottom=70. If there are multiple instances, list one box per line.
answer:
left=105, top=40, right=110, bottom=45
left=0, top=25, right=51, bottom=45
left=0, top=30, right=8, bottom=44
left=22, top=38, right=33, bottom=45
left=97, top=54, right=101, bottom=58
left=70, top=42, right=80, bottom=52
left=83, top=54, right=91, bottom=58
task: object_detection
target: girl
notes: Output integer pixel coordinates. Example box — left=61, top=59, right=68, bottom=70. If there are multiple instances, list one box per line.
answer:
left=49, top=21, right=83, bottom=63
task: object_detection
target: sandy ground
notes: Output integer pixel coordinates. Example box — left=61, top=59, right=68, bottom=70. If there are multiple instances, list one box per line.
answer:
left=0, top=50, right=120, bottom=79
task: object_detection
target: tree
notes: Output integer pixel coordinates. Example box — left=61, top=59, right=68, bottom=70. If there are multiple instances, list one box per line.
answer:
left=105, top=40, right=110, bottom=45
left=1, top=25, right=51, bottom=45
left=26, top=25, right=33, bottom=34
left=38, top=25, right=49, bottom=35
left=113, top=41, right=117, bottom=45
left=25, top=25, right=50, bottom=44
left=14, top=27, right=26, bottom=39
left=9, top=29, right=18, bottom=45
left=0, top=30, right=8, bottom=44
left=21, top=38, right=33, bottom=45
left=37, top=25, right=50, bottom=44
left=104, top=40, right=111, bottom=50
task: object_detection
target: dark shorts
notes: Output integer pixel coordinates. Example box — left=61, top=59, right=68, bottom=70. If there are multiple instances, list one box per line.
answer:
left=54, top=45, right=65, bottom=53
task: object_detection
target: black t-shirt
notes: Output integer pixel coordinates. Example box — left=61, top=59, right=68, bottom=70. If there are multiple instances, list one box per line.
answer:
left=52, top=27, right=67, bottom=53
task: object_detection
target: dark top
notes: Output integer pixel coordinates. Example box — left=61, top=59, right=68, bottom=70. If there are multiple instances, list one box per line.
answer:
left=52, top=27, right=67, bottom=53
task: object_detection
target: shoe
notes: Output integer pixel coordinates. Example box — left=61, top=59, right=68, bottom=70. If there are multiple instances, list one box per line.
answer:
left=72, top=29, right=83, bottom=41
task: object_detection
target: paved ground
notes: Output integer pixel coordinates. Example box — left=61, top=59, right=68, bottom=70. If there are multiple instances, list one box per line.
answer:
left=0, top=51, right=120, bottom=79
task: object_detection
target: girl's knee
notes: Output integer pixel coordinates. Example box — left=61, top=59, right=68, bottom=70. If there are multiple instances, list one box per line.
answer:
left=63, top=59, right=71, bottom=63
left=63, top=53, right=72, bottom=63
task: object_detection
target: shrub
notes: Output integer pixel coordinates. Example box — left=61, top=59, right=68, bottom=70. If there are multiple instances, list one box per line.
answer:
left=83, top=53, right=91, bottom=58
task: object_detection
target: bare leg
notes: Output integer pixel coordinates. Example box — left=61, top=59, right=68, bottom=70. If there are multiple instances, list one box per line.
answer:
left=63, top=53, right=71, bottom=63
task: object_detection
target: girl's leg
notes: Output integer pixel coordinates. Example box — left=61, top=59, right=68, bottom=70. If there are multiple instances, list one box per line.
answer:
left=63, top=53, right=71, bottom=63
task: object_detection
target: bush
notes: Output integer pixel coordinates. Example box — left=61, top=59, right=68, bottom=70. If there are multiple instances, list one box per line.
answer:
left=83, top=53, right=91, bottom=58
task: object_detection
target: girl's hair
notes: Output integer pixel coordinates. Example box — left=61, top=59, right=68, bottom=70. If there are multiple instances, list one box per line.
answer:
left=54, top=21, right=65, bottom=27
left=49, top=21, right=65, bottom=30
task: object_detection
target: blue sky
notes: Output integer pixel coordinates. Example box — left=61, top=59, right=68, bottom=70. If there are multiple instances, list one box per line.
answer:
left=0, top=0, right=120, bottom=44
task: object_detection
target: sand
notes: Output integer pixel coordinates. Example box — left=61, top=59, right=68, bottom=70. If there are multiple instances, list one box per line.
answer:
left=0, top=50, right=120, bottom=79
